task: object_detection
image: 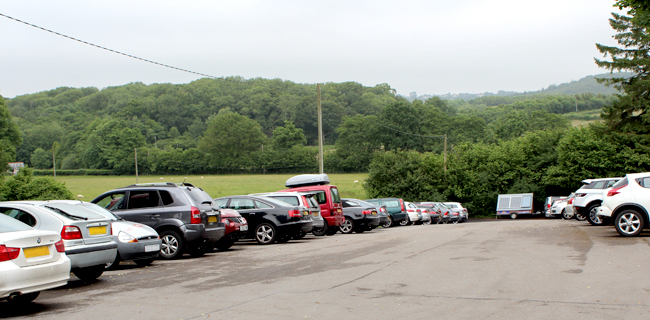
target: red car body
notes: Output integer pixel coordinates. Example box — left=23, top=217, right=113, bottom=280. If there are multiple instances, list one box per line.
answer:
left=279, top=185, right=344, bottom=228
left=214, top=209, right=248, bottom=250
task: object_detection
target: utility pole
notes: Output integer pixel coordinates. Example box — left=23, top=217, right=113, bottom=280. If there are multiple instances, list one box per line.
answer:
left=52, top=148, right=56, bottom=179
left=444, top=134, right=447, bottom=172
left=135, top=148, right=139, bottom=184
left=317, top=84, right=324, bottom=174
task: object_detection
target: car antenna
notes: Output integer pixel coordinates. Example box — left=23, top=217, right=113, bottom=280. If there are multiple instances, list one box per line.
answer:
left=182, top=177, right=187, bottom=185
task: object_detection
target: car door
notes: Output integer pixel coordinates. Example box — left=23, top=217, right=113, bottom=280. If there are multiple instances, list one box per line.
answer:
left=636, top=176, right=650, bottom=214
left=119, top=190, right=164, bottom=228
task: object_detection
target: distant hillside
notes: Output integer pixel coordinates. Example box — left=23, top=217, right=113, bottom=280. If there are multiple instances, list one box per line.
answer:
left=404, top=72, right=630, bottom=102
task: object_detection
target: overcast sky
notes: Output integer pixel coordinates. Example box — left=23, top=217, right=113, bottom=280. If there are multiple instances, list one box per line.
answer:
left=0, top=0, right=622, bottom=98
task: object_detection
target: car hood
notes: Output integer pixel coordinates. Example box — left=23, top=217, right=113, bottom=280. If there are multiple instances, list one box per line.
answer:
left=112, top=220, right=159, bottom=238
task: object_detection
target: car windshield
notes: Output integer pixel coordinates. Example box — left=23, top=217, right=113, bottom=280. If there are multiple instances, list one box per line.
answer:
left=184, top=188, right=215, bottom=206
left=42, top=203, right=105, bottom=220
left=0, top=214, right=33, bottom=232
left=356, top=200, right=376, bottom=207
left=78, top=202, right=121, bottom=221
left=330, top=187, right=341, bottom=204
left=256, top=196, right=298, bottom=208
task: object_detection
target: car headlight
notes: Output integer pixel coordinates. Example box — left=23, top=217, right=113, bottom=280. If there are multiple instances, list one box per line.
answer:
left=118, top=231, right=138, bottom=243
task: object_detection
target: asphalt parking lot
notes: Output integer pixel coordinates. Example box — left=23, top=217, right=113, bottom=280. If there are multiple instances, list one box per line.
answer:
left=2, top=218, right=650, bottom=320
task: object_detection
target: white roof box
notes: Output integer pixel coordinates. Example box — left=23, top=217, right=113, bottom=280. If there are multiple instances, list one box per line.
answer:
left=285, top=174, right=330, bottom=188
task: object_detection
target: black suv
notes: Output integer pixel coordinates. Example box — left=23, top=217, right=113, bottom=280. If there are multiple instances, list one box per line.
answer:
left=92, top=182, right=225, bottom=259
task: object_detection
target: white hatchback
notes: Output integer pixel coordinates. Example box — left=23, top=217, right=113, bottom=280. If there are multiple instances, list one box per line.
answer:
left=0, top=214, right=71, bottom=304
left=597, top=172, right=650, bottom=236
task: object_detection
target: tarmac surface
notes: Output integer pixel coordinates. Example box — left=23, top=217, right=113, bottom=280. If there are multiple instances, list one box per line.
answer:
left=2, top=218, right=650, bottom=319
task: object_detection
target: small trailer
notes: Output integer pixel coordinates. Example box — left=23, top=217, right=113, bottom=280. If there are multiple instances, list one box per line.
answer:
left=496, top=193, right=536, bottom=219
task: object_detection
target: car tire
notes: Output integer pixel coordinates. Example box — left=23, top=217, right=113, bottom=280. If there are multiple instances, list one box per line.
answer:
left=340, top=217, right=354, bottom=234
left=73, top=265, right=105, bottom=282
left=614, top=209, right=645, bottom=237
left=104, top=253, right=120, bottom=270
left=159, top=230, right=184, bottom=259
left=382, top=217, right=394, bottom=228
left=134, top=258, right=155, bottom=267
left=574, top=209, right=587, bottom=221
left=422, top=219, right=432, bottom=225
left=510, top=213, right=517, bottom=219
left=215, top=238, right=235, bottom=251
left=561, top=209, right=571, bottom=220
left=587, top=204, right=604, bottom=226
left=399, top=216, right=410, bottom=226
left=7, top=292, right=40, bottom=304
left=255, top=223, right=277, bottom=244
left=312, top=221, right=328, bottom=236
left=452, top=219, right=459, bottom=224
left=443, top=219, right=448, bottom=224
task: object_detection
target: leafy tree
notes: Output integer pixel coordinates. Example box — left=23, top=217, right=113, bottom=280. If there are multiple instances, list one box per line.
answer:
left=78, top=119, right=146, bottom=174
left=379, top=102, right=425, bottom=151
left=0, top=167, right=74, bottom=200
left=30, top=148, right=52, bottom=169
left=0, top=97, right=21, bottom=170
left=271, top=121, right=306, bottom=150
left=198, top=112, right=266, bottom=166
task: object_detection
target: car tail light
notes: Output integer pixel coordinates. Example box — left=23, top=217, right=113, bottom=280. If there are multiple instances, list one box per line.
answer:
left=288, top=210, right=302, bottom=218
left=0, top=245, right=20, bottom=261
left=568, top=198, right=574, bottom=204
left=407, top=209, right=414, bottom=212
left=190, top=206, right=202, bottom=224
left=362, top=210, right=372, bottom=215
left=54, top=239, right=66, bottom=253
left=61, top=226, right=82, bottom=240
left=380, top=207, right=386, bottom=213
left=607, top=184, right=628, bottom=197
left=400, top=199, right=405, bottom=212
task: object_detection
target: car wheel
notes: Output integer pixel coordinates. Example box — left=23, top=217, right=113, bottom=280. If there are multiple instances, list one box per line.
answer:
left=255, top=223, right=276, bottom=244
left=7, top=292, right=40, bottom=304
left=134, top=258, right=155, bottom=267
left=587, top=204, right=604, bottom=226
left=574, top=209, right=587, bottom=221
left=510, top=213, right=517, bottom=219
left=561, top=209, right=571, bottom=220
left=215, top=238, right=235, bottom=251
left=159, top=230, right=184, bottom=259
left=422, top=219, right=432, bottom=225
left=452, top=219, right=459, bottom=224
left=312, top=221, right=328, bottom=236
left=104, top=253, right=120, bottom=270
left=399, top=216, right=410, bottom=226
left=340, top=218, right=354, bottom=234
left=73, top=265, right=105, bottom=282
left=443, top=219, right=448, bottom=224
left=382, top=217, right=394, bottom=228
left=614, top=210, right=645, bottom=237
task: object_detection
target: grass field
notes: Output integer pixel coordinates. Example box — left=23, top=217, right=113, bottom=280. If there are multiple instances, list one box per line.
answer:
left=56, top=173, right=370, bottom=201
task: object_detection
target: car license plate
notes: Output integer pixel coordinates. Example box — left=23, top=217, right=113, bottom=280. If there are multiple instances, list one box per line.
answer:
left=88, top=226, right=106, bottom=235
left=208, top=216, right=217, bottom=223
left=240, top=225, right=248, bottom=231
left=24, top=246, right=50, bottom=258
left=303, top=211, right=309, bottom=216
left=372, top=211, right=377, bottom=215
left=145, top=244, right=160, bottom=252
left=337, top=209, right=342, bottom=213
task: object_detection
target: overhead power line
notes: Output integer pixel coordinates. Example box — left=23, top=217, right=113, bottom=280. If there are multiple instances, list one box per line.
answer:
left=0, top=12, right=311, bottom=93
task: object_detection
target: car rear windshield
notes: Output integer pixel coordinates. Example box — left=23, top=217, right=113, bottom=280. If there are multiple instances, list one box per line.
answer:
left=78, top=202, right=120, bottom=221
left=0, top=214, right=33, bottom=232
left=357, top=200, right=376, bottom=207
left=330, top=187, right=341, bottom=204
left=184, top=188, right=214, bottom=206
left=383, top=200, right=400, bottom=208
left=256, top=196, right=298, bottom=208
left=42, top=203, right=106, bottom=220
left=269, top=196, right=300, bottom=206
left=611, top=177, right=628, bottom=189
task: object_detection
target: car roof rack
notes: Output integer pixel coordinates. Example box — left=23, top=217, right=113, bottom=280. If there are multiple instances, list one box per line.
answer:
left=285, top=174, right=330, bottom=188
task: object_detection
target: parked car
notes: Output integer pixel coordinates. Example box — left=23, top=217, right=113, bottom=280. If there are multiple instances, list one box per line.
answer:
left=544, top=196, right=566, bottom=218
left=596, top=172, right=650, bottom=236
left=434, top=202, right=460, bottom=224
left=0, top=202, right=117, bottom=281
left=340, top=198, right=380, bottom=233
left=564, top=193, right=577, bottom=220
left=364, top=198, right=409, bottom=227
left=404, top=202, right=422, bottom=225
left=92, top=182, right=225, bottom=259
left=418, top=206, right=432, bottom=225
left=414, top=203, right=441, bottom=224
left=549, top=198, right=570, bottom=220
left=0, top=214, right=71, bottom=304
left=443, top=202, right=468, bottom=222
left=250, top=191, right=323, bottom=238
left=347, top=199, right=389, bottom=228
left=280, top=174, right=344, bottom=236
left=572, top=177, right=621, bottom=225
left=67, top=201, right=162, bottom=269
left=213, top=209, right=248, bottom=251
left=214, top=195, right=313, bottom=244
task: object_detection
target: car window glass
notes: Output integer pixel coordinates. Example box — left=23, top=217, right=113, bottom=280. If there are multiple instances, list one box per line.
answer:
left=384, top=200, right=399, bottom=207
left=314, top=191, right=327, bottom=205
left=611, top=177, right=628, bottom=189
left=592, top=181, right=607, bottom=189
left=43, top=203, right=106, bottom=220
left=0, top=208, right=37, bottom=227
left=128, top=191, right=161, bottom=209
left=606, top=180, right=618, bottom=188
left=160, top=190, right=174, bottom=206
left=330, top=187, right=341, bottom=203
left=96, top=193, right=126, bottom=211
left=78, top=203, right=119, bottom=221
left=228, top=198, right=255, bottom=210
left=271, top=196, right=300, bottom=206
left=447, top=204, right=458, bottom=208
left=214, top=198, right=229, bottom=208
left=307, top=197, right=319, bottom=209
left=0, top=214, right=33, bottom=232
left=183, top=188, right=214, bottom=206
left=643, top=177, right=650, bottom=188
left=344, top=200, right=361, bottom=207
left=365, top=200, right=379, bottom=205
left=255, top=200, right=272, bottom=209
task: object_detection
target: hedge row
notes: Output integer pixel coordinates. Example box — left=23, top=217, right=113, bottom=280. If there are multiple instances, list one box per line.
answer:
left=32, top=169, right=114, bottom=176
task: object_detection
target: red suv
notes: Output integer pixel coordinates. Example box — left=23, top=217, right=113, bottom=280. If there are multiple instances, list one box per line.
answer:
left=280, top=174, right=344, bottom=236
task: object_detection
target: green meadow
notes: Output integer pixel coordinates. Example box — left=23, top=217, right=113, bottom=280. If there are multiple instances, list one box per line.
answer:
left=56, top=173, right=370, bottom=201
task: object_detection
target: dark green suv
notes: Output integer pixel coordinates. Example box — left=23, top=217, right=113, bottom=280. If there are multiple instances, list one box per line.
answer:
left=364, top=198, right=408, bottom=227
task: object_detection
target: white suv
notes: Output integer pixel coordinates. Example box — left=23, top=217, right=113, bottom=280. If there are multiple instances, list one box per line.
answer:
left=597, top=172, right=650, bottom=236
left=572, top=177, right=621, bottom=225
